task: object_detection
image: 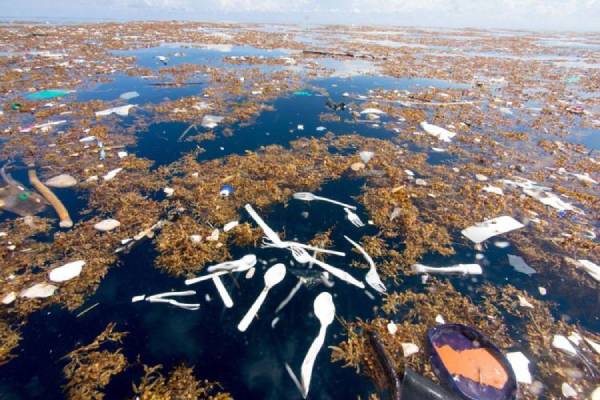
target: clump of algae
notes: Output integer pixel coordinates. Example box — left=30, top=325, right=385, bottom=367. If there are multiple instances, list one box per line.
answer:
left=62, top=323, right=128, bottom=400
left=0, top=320, right=21, bottom=366
left=133, top=364, right=232, bottom=400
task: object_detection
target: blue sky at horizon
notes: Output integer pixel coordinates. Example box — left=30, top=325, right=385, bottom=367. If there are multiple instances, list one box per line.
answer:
left=2, top=0, right=600, bottom=31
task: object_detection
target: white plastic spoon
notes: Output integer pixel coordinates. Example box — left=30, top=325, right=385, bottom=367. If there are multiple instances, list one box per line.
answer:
left=300, top=292, right=335, bottom=398
left=238, top=263, right=287, bottom=332
left=293, top=192, right=356, bottom=210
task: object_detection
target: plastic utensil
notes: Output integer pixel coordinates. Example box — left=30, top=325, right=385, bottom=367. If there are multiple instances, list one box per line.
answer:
left=244, top=204, right=282, bottom=243
left=185, top=254, right=256, bottom=285
left=293, top=192, right=356, bottom=210
left=300, top=292, right=335, bottom=398
left=237, top=263, right=286, bottom=332
left=411, top=263, right=482, bottom=275
left=261, top=238, right=345, bottom=257
left=344, top=235, right=386, bottom=293
left=145, top=290, right=200, bottom=311
left=290, top=246, right=365, bottom=289
left=212, top=275, right=233, bottom=308
left=344, top=207, right=365, bottom=227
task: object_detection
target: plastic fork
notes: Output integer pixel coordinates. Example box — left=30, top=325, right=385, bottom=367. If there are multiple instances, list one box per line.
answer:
left=293, top=192, right=356, bottom=210
left=344, top=235, right=386, bottom=293
left=344, top=208, right=365, bottom=227
left=290, top=246, right=364, bottom=289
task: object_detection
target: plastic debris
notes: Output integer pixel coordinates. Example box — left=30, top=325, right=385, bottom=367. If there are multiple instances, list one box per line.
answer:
left=506, top=352, right=532, bottom=384
left=45, top=174, right=77, bottom=188
left=1, top=292, right=16, bottom=305
left=102, top=168, right=123, bottom=181
left=28, top=168, right=73, bottom=228
left=163, top=187, right=175, bottom=197
left=119, top=91, right=139, bottom=100
left=344, top=235, right=386, bottom=293
left=562, top=382, right=577, bottom=398
left=223, top=220, right=239, bottom=232
left=420, top=121, right=456, bottom=142
left=293, top=192, right=356, bottom=210
left=94, top=219, right=121, bottom=232
left=145, top=290, right=199, bottom=311
left=219, top=184, right=234, bottom=197
left=344, top=208, right=365, bottom=227
left=507, top=254, right=536, bottom=275
left=411, top=263, right=482, bottom=275
left=461, top=216, right=525, bottom=244
left=25, top=89, right=74, bottom=100
left=131, top=295, right=145, bottom=303
left=299, top=292, right=335, bottom=398
left=517, top=295, right=534, bottom=309
left=49, top=260, right=85, bottom=282
left=95, top=104, right=136, bottom=117
left=552, top=335, right=577, bottom=356
left=387, top=322, right=398, bottom=335
left=201, top=115, right=224, bottom=129
left=237, top=263, right=286, bottom=332
left=401, top=343, right=419, bottom=357
left=359, top=151, right=374, bottom=164
left=20, top=283, right=58, bottom=299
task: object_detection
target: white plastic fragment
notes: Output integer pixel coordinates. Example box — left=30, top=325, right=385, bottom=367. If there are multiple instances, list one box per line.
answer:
left=475, top=174, right=489, bottom=182
left=45, top=174, right=77, bottom=188
left=483, top=185, right=504, bottom=195
left=1, top=292, right=16, bottom=305
left=49, top=260, right=85, bottom=282
left=506, top=352, right=532, bottom=384
left=387, top=322, right=398, bottom=335
left=420, top=121, right=456, bottom=142
left=435, top=314, right=446, bottom=324
left=223, top=220, right=239, bottom=232
left=508, top=254, right=537, bottom=275
left=584, top=337, right=600, bottom=355
left=401, top=343, right=419, bottom=357
left=20, top=283, right=58, bottom=299
left=591, top=387, right=600, bottom=400
left=94, top=219, right=121, bottom=232
left=103, top=168, right=123, bottom=181
left=359, top=151, right=374, bottom=164
left=518, top=295, right=534, bottom=309
left=119, top=91, right=139, bottom=100
left=538, top=287, right=547, bottom=296
left=245, top=267, right=256, bottom=279
left=411, top=263, right=482, bottom=275
left=190, top=235, right=202, bottom=244
left=117, top=151, right=128, bottom=158
left=576, top=259, right=600, bottom=282
left=461, top=216, right=524, bottom=244
left=494, top=241, right=510, bottom=248
left=96, top=104, right=136, bottom=117
left=562, top=382, right=577, bottom=398
left=552, top=335, right=578, bottom=356
left=360, top=108, right=386, bottom=115
left=415, top=178, right=427, bottom=186
left=297, top=124, right=304, bottom=130
left=201, top=115, right=224, bottom=129
left=206, top=229, right=219, bottom=241
left=131, top=295, right=146, bottom=303
left=163, top=187, right=175, bottom=197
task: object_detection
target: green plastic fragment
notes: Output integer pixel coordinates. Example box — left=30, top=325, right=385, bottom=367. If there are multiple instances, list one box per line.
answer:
left=293, top=90, right=312, bottom=96
left=25, top=89, right=73, bottom=101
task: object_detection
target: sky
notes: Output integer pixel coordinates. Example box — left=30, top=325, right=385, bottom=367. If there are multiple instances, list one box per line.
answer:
left=2, top=0, right=600, bottom=31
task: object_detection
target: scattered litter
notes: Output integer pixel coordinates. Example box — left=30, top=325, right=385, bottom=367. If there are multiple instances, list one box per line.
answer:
left=415, top=178, right=427, bottom=186
left=1, top=292, right=16, bottom=305
left=25, top=89, right=74, bottom=100
left=29, top=168, right=73, bottom=228
left=206, top=229, right=219, bottom=241
left=411, top=263, right=482, bottom=275
left=344, top=235, right=385, bottom=293
left=552, top=335, right=577, bottom=356
left=562, top=382, right=577, bottom=398
left=350, top=162, right=365, bottom=171
left=344, top=208, right=365, bottom=228
left=293, top=192, right=356, bottom=210
left=95, top=104, right=136, bottom=117
left=360, top=108, right=385, bottom=115
left=475, top=174, right=489, bottom=182
left=20, top=283, right=58, bottom=299
left=420, top=121, right=456, bottom=142
left=538, top=287, right=547, bottom=296
left=507, top=254, right=536, bottom=275
left=201, top=115, right=224, bottom=129
left=131, top=295, right=145, bottom=303
left=45, top=174, right=77, bottom=188
left=94, top=219, right=121, bottom=232
left=103, top=168, right=123, bottom=181
left=119, top=91, right=139, bottom=100
left=494, top=241, right=510, bottom=248
left=506, top=352, right=532, bottom=384
left=359, top=151, right=374, bottom=164
left=483, top=185, right=504, bottom=195
left=163, top=187, right=175, bottom=197
left=49, top=260, right=85, bottom=282
left=219, top=184, right=234, bottom=197
left=461, top=216, right=525, bottom=244
left=238, top=263, right=286, bottom=332
left=223, top=220, right=239, bottom=232
left=517, top=295, right=534, bottom=309
left=387, top=322, right=397, bottom=335
left=145, top=290, right=199, bottom=311
left=401, top=343, right=419, bottom=357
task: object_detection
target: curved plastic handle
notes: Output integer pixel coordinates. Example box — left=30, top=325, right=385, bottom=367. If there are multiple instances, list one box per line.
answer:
left=238, top=288, right=269, bottom=332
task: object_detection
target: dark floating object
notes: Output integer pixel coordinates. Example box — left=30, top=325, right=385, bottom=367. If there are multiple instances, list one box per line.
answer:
left=366, top=329, right=462, bottom=400
left=0, top=164, right=48, bottom=217
left=326, top=99, right=346, bottom=111
left=427, top=324, right=517, bottom=400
